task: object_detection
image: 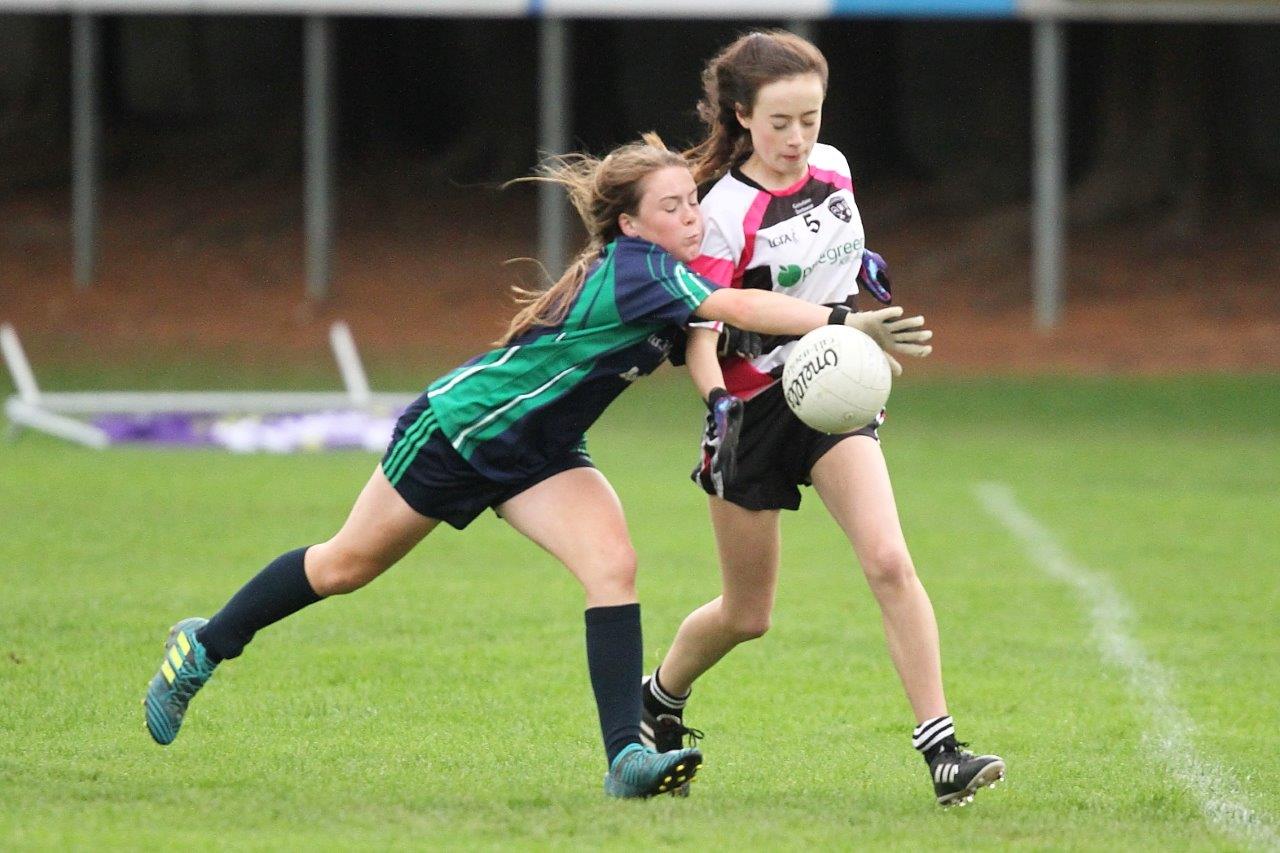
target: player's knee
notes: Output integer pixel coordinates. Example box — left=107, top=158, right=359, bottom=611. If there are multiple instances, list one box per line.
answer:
left=605, top=543, right=639, bottom=589
left=861, top=545, right=917, bottom=592
left=307, top=543, right=387, bottom=596
left=730, top=615, right=771, bottom=642
left=581, top=542, right=638, bottom=598
left=722, top=605, right=771, bottom=642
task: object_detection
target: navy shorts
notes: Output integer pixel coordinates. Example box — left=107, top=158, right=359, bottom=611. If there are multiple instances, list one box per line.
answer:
left=692, top=381, right=880, bottom=512
left=382, top=396, right=593, bottom=530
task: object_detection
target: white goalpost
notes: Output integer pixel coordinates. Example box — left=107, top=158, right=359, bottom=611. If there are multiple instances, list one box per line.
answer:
left=1, top=322, right=413, bottom=449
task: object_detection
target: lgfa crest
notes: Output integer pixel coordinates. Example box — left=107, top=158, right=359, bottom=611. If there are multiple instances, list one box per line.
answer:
left=827, top=196, right=852, bottom=223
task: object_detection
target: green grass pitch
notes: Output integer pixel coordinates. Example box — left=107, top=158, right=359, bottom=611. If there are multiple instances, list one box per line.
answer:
left=2, top=372, right=1277, bottom=849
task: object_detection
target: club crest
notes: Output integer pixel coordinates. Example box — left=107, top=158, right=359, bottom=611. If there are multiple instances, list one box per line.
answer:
left=827, top=196, right=853, bottom=223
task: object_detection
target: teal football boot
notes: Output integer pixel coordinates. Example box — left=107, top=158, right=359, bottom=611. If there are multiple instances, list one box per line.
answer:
left=604, top=743, right=703, bottom=799
left=144, top=617, right=217, bottom=745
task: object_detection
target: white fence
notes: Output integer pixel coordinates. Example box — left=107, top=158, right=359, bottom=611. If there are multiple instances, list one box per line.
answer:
left=1, top=322, right=412, bottom=448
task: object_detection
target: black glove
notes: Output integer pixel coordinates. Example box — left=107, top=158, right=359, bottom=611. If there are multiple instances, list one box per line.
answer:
left=665, top=327, right=689, bottom=366
left=717, top=325, right=763, bottom=360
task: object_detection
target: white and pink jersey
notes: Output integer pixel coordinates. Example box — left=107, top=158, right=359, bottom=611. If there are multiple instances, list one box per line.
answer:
left=691, top=142, right=865, bottom=400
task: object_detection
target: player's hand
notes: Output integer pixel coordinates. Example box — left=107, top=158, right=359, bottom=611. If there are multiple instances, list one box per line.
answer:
left=858, top=249, right=893, bottom=304
left=705, top=389, right=744, bottom=495
left=717, top=325, right=763, bottom=360
left=845, top=306, right=932, bottom=376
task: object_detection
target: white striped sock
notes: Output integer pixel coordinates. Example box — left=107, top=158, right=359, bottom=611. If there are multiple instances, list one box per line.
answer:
left=912, top=715, right=955, bottom=753
left=647, top=670, right=689, bottom=710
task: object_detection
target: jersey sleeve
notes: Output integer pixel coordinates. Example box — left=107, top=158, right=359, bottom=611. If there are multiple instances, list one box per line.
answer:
left=686, top=203, right=744, bottom=333
left=689, top=208, right=741, bottom=287
left=615, top=244, right=720, bottom=328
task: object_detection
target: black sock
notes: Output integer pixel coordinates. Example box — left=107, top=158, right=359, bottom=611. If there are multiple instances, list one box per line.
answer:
left=644, top=666, right=689, bottom=718
left=584, top=603, right=643, bottom=767
left=923, top=736, right=960, bottom=764
left=197, top=547, right=322, bottom=663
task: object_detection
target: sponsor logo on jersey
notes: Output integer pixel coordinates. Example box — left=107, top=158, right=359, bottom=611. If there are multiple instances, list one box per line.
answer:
left=766, top=231, right=797, bottom=249
left=791, top=198, right=815, bottom=215
left=778, top=264, right=803, bottom=287
left=827, top=196, right=853, bottom=223
left=774, top=239, right=864, bottom=288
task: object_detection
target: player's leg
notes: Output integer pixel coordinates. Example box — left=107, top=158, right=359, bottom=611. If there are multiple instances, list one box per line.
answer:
left=648, top=385, right=793, bottom=768
left=637, top=495, right=781, bottom=786
left=810, top=435, right=1003, bottom=805
left=144, top=466, right=437, bottom=745
left=498, top=467, right=701, bottom=798
left=655, top=497, right=782, bottom=695
left=811, top=436, right=945, bottom=720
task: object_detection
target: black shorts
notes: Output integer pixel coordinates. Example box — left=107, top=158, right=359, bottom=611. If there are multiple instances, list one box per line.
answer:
left=692, top=382, right=880, bottom=512
left=383, top=396, right=594, bottom=530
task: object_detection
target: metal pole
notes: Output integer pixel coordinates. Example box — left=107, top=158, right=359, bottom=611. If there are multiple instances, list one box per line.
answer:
left=304, top=16, right=334, bottom=301
left=1032, top=19, right=1066, bottom=329
left=538, top=17, right=570, bottom=280
left=71, top=14, right=99, bottom=290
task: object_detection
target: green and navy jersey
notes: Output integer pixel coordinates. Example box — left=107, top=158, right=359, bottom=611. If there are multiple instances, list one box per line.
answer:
left=424, top=236, right=718, bottom=481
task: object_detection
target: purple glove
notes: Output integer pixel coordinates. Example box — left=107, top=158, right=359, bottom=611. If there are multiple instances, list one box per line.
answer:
left=858, top=249, right=892, bottom=304
left=705, top=388, right=744, bottom=495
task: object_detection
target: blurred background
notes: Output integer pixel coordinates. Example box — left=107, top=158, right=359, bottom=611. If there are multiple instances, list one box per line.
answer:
left=3, top=9, right=1279, bottom=845
left=2, top=4, right=1279, bottom=388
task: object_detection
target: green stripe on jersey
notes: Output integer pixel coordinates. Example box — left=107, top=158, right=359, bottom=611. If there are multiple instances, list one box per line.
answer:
left=384, top=407, right=439, bottom=486
left=425, top=244, right=651, bottom=460
left=644, top=245, right=712, bottom=310
left=672, top=260, right=714, bottom=305
left=450, top=360, right=595, bottom=457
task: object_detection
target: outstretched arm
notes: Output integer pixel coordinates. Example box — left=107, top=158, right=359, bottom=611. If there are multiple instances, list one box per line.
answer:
left=693, top=288, right=933, bottom=375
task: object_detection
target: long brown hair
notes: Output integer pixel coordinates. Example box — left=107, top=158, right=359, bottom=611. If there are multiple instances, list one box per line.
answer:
left=685, top=30, right=829, bottom=184
left=497, top=133, right=687, bottom=346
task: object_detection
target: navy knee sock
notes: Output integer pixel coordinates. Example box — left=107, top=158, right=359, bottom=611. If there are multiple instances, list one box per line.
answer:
left=197, top=547, right=322, bottom=663
left=584, top=603, right=643, bottom=767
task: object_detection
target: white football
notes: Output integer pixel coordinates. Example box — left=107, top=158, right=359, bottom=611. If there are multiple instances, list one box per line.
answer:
left=782, top=325, right=891, bottom=434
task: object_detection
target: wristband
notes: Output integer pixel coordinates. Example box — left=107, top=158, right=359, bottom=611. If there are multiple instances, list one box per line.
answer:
left=707, top=387, right=730, bottom=409
left=827, top=305, right=850, bottom=326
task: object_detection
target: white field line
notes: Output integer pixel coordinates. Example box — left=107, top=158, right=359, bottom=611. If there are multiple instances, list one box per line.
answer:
left=974, top=482, right=1279, bottom=851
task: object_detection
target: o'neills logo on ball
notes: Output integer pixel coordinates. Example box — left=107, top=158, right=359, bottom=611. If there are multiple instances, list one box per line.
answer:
left=785, top=345, right=839, bottom=408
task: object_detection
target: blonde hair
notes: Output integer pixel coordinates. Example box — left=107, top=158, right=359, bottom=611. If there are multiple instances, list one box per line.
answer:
left=498, top=133, right=687, bottom=346
left=685, top=30, right=829, bottom=184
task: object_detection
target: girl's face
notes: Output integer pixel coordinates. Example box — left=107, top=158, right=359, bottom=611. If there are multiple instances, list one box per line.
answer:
left=618, top=165, right=704, bottom=262
left=737, top=72, right=825, bottom=186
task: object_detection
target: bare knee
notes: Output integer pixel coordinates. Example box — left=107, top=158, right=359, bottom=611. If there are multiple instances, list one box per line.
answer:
left=860, top=545, right=919, bottom=594
left=728, top=615, right=771, bottom=643
left=580, top=541, right=638, bottom=602
left=306, top=541, right=391, bottom=596
left=720, top=602, right=772, bottom=643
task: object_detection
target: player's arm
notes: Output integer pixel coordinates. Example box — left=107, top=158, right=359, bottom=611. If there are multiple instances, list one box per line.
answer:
left=685, top=326, right=726, bottom=402
left=685, top=325, right=744, bottom=493
left=693, top=288, right=932, bottom=375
